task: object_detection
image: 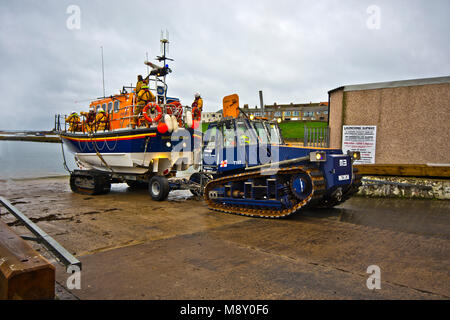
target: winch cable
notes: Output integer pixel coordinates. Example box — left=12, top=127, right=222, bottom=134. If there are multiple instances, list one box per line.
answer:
left=141, top=136, right=151, bottom=169
left=60, top=138, right=72, bottom=174
left=88, top=132, right=114, bottom=173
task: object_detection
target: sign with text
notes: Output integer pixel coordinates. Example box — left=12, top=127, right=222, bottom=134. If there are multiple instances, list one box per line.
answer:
left=342, top=126, right=377, bottom=164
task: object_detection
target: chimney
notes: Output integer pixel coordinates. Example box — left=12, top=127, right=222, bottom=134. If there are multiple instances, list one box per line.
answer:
left=259, top=90, right=264, bottom=112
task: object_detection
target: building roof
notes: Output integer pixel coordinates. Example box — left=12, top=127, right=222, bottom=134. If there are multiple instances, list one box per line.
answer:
left=243, top=102, right=325, bottom=111
left=328, top=76, right=450, bottom=94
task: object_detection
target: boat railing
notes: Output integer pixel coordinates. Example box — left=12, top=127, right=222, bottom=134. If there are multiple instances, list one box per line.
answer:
left=55, top=102, right=193, bottom=134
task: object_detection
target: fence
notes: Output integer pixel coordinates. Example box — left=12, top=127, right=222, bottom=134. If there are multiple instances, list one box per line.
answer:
left=303, top=125, right=330, bottom=148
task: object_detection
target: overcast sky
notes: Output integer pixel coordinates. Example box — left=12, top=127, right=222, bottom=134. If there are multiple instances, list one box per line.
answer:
left=0, top=0, right=448, bottom=130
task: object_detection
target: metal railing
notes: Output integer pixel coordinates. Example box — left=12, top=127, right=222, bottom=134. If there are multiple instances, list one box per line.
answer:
left=304, top=125, right=330, bottom=148
left=55, top=101, right=190, bottom=134
left=0, top=196, right=81, bottom=270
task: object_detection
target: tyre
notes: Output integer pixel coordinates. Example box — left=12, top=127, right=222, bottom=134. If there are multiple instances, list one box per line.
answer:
left=148, top=175, right=170, bottom=201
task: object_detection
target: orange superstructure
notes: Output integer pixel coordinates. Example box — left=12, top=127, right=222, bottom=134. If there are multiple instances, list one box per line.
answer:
left=86, top=92, right=136, bottom=131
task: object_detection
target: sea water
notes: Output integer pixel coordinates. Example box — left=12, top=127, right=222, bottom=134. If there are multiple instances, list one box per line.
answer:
left=0, top=141, right=77, bottom=179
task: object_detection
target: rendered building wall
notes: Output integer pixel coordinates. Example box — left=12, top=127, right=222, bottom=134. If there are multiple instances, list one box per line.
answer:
left=328, top=81, right=450, bottom=165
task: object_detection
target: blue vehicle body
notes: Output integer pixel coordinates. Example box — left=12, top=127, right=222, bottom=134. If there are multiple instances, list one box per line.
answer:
left=202, top=117, right=360, bottom=218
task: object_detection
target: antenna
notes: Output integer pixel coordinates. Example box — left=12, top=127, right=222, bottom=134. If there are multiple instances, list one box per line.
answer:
left=160, top=29, right=170, bottom=58
left=166, top=29, right=169, bottom=56
left=146, top=52, right=149, bottom=74
left=157, top=30, right=172, bottom=106
left=101, top=46, right=105, bottom=98
left=160, top=30, right=164, bottom=55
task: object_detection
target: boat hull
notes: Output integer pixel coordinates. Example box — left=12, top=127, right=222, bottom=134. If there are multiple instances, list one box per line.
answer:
left=60, top=128, right=199, bottom=175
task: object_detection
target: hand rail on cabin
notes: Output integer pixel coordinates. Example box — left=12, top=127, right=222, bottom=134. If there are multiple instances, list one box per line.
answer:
left=57, top=101, right=190, bottom=134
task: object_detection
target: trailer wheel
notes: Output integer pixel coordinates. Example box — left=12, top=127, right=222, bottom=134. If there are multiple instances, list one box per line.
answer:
left=188, top=172, right=212, bottom=196
left=148, top=175, right=170, bottom=201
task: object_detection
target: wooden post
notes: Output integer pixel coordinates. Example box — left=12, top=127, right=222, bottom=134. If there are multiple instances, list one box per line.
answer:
left=0, top=220, right=55, bottom=300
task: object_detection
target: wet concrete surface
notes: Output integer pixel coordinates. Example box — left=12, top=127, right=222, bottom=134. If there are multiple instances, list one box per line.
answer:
left=0, top=177, right=449, bottom=299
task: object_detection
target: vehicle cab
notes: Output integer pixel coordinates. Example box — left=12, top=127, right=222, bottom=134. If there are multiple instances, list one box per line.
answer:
left=202, top=118, right=284, bottom=173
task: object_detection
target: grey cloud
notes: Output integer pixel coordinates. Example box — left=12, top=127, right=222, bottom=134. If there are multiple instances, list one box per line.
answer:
left=0, top=0, right=448, bottom=130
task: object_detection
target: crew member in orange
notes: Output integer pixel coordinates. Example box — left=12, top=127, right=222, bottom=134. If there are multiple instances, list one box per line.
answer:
left=80, top=109, right=96, bottom=133
left=133, top=81, right=155, bottom=128
left=135, top=74, right=149, bottom=95
left=192, top=93, right=203, bottom=121
left=65, top=111, right=81, bottom=132
left=95, top=108, right=109, bottom=131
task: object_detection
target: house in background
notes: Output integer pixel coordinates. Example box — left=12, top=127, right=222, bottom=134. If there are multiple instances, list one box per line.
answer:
left=241, top=102, right=329, bottom=122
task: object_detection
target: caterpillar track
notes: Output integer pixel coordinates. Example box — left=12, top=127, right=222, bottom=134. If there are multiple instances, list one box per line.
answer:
left=204, top=165, right=326, bottom=219
left=69, top=170, right=111, bottom=195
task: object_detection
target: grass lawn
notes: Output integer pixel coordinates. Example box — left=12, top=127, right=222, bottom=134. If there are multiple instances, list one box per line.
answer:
left=201, top=122, right=210, bottom=132
left=279, top=121, right=328, bottom=140
left=201, top=120, right=327, bottom=140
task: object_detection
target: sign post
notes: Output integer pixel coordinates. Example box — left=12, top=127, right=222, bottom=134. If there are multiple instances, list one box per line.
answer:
left=342, top=126, right=377, bottom=164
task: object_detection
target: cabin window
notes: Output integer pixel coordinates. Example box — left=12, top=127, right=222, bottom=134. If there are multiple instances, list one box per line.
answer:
left=236, top=121, right=256, bottom=145
left=204, top=125, right=217, bottom=151
left=222, top=122, right=236, bottom=148
left=268, top=123, right=282, bottom=144
left=114, top=101, right=120, bottom=112
left=96, top=105, right=101, bottom=112
left=107, top=102, right=113, bottom=113
left=253, top=121, right=269, bottom=144
left=102, top=103, right=107, bottom=112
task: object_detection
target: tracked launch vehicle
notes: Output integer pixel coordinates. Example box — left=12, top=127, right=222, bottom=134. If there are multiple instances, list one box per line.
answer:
left=200, top=94, right=362, bottom=218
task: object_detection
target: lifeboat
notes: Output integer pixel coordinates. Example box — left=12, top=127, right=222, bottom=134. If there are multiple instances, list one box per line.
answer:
left=56, top=37, right=203, bottom=200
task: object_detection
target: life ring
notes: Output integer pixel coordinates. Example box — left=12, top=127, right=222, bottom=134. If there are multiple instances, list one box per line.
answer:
left=143, top=102, right=162, bottom=123
left=167, top=101, right=183, bottom=126
left=166, top=101, right=182, bottom=115
left=192, top=106, right=201, bottom=122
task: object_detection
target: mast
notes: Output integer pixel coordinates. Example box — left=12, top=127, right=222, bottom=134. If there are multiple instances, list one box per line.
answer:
left=101, top=46, right=105, bottom=98
left=157, top=30, right=173, bottom=105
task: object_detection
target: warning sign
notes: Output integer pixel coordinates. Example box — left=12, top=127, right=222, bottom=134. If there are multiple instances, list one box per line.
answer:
left=342, top=126, right=377, bottom=164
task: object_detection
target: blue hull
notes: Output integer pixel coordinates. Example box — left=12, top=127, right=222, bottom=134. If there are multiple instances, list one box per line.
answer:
left=61, top=128, right=197, bottom=154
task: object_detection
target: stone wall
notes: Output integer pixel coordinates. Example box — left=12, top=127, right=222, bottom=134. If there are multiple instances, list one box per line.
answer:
left=357, top=176, right=450, bottom=200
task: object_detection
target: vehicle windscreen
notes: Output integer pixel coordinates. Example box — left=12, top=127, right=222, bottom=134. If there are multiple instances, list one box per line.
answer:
left=236, top=120, right=256, bottom=145
left=266, top=123, right=282, bottom=144
left=253, top=121, right=270, bottom=144
left=222, top=122, right=236, bottom=148
left=204, top=125, right=217, bottom=150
